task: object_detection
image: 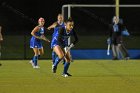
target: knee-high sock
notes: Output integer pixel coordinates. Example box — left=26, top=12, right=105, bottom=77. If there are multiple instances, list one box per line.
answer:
left=32, top=55, right=40, bottom=62
left=116, top=45, right=120, bottom=58
left=54, top=57, right=62, bottom=67
left=52, top=51, right=56, bottom=64
left=33, top=56, right=38, bottom=66
left=63, top=62, right=70, bottom=74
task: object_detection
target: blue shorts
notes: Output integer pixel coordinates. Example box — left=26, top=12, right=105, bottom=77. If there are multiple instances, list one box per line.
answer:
left=51, top=38, right=67, bottom=49
left=51, top=38, right=58, bottom=49
left=30, top=37, right=43, bottom=49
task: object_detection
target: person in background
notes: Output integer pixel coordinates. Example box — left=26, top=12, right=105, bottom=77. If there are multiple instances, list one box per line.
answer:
left=30, top=17, right=50, bottom=68
left=108, top=16, right=129, bottom=60
left=47, top=14, right=65, bottom=64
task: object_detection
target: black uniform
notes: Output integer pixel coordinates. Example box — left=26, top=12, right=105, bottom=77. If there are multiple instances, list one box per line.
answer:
left=109, top=22, right=129, bottom=60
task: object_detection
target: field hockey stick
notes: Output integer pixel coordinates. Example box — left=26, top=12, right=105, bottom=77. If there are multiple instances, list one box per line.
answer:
left=42, top=37, right=50, bottom=43
left=63, top=43, right=74, bottom=58
left=40, top=36, right=50, bottom=43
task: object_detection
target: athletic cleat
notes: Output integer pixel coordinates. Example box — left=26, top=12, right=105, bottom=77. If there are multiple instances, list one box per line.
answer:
left=62, top=73, right=72, bottom=77
left=62, top=74, right=68, bottom=77
left=29, top=60, right=35, bottom=67
left=52, top=65, right=57, bottom=73
left=66, top=73, right=72, bottom=76
left=33, top=66, right=40, bottom=69
left=29, top=60, right=33, bottom=63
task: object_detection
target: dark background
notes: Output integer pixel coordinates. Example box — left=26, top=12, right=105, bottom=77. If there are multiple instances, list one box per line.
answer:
left=0, top=0, right=140, bottom=59
left=0, top=0, right=140, bottom=33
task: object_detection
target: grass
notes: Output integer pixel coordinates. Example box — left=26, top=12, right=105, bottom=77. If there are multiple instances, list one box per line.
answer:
left=0, top=60, right=140, bottom=93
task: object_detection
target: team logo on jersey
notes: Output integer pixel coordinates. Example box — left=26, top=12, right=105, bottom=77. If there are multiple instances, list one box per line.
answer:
left=40, top=27, right=44, bottom=34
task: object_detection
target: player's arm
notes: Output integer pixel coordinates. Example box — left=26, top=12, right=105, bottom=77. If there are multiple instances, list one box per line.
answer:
left=31, top=26, right=42, bottom=39
left=120, top=24, right=130, bottom=36
left=47, top=22, right=57, bottom=30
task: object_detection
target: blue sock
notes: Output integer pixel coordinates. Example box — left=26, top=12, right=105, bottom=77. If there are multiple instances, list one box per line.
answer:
left=32, top=55, right=40, bottom=63
left=33, top=56, right=38, bottom=66
left=63, top=62, right=70, bottom=74
left=54, top=57, right=62, bottom=67
left=31, top=57, right=34, bottom=62
left=52, top=52, right=56, bottom=64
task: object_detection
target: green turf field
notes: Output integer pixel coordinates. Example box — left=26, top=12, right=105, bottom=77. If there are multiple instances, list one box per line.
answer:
left=0, top=60, right=140, bottom=93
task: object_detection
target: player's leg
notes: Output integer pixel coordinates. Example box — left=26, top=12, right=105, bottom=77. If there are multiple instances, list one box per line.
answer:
left=116, top=45, right=120, bottom=59
left=39, top=47, right=44, bottom=56
left=52, top=45, right=64, bottom=73
left=112, top=44, right=119, bottom=60
left=118, top=43, right=129, bottom=59
left=62, top=51, right=72, bottom=77
left=52, top=50, right=56, bottom=64
left=30, top=48, right=42, bottom=63
left=121, top=44, right=129, bottom=59
left=32, top=48, right=39, bottom=68
left=31, top=47, right=44, bottom=68
left=112, top=39, right=118, bottom=60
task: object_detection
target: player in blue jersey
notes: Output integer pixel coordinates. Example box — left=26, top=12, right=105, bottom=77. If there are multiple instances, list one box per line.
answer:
left=51, top=18, right=78, bottom=77
left=30, top=17, right=50, bottom=68
left=47, top=14, right=65, bottom=30
left=47, top=14, right=65, bottom=64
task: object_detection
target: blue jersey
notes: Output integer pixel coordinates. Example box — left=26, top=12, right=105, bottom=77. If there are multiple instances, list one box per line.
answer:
left=30, top=26, right=45, bottom=49
left=51, top=27, right=78, bottom=49
left=55, top=22, right=65, bottom=28
left=52, top=22, right=65, bottom=38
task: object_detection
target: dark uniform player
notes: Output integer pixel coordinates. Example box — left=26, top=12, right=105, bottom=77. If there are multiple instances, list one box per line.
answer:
left=51, top=18, right=78, bottom=77
left=109, top=16, right=129, bottom=60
